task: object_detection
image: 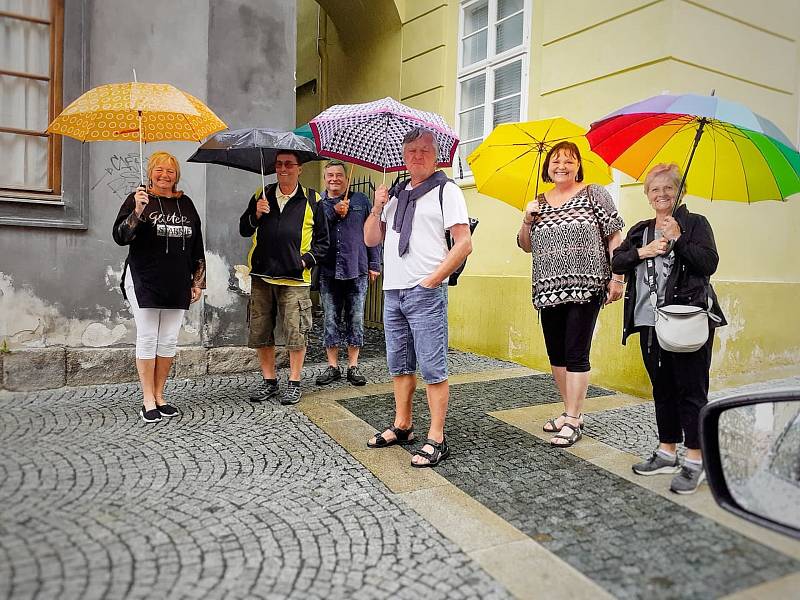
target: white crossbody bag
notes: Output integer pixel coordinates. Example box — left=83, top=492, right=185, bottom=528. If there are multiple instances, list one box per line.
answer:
left=645, top=250, right=721, bottom=353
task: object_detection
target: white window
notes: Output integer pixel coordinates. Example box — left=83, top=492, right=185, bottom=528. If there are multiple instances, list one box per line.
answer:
left=456, top=0, right=529, bottom=177
left=0, top=0, right=64, bottom=196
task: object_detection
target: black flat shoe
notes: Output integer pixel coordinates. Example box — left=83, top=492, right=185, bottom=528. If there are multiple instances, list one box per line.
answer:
left=140, top=406, right=162, bottom=423
left=157, top=403, right=179, bottom=417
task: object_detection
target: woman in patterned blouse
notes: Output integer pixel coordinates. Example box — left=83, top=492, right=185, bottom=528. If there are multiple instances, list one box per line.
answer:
left=517, top=141, right=624, bottom=447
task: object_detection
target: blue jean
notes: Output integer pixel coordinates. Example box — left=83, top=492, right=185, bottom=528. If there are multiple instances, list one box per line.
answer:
left=383, top=284, right=448, bottom=384
left=319, top=272, right=369, bottom=348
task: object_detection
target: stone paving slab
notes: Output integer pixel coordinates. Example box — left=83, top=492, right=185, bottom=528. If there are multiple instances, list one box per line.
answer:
left=586, top=375, right=800, bottom=461
left=0, top=375, right=511, bottom=600
left=341, top=375, right=800, bottom=600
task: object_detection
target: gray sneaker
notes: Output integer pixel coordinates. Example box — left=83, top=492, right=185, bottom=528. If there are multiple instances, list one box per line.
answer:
left=632, top=450, right=681, bottom=476
left=250, top=379, right=279, bottom=402
left=670, top=465, right=706, bottom=495
left=280, top=384, right=302, bottom=406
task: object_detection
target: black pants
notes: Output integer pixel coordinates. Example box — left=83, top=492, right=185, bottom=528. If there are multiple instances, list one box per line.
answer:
left=540, top=299, right=602, bottom=372
left=639, top=327, right=714, bottom=449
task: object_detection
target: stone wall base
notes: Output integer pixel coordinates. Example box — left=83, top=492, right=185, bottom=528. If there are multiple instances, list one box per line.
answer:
left=1, top=346, right=289, bottom=392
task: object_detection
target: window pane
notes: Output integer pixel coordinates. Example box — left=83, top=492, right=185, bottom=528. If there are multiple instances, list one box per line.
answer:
left=459, top=106, right=485, bottom=141
left=498, top=0, right=523, bottom=20
left=494, top=60, right=522, bottom=100
left=0, top=132, right=48, bottom=189
left=462, top=30, right=487, bottom=67
left=493, top=94, right=521, bottom=126
left=463, top=0, right=488, bottom=35
left=0, top=15, right=50, bottom=74
left=496, top=13, right=523, bottom=53
left=460, top=139, right=482, bottom=162
left=0, top=74, right=50, bottom=130
left=460, top=74, right=486, bottom=111
left=1, top=0, right=50, bottom=19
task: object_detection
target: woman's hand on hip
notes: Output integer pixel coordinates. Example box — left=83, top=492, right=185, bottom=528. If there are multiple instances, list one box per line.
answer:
left=605, top=279, right=623, bottom=305
left=190, top=287, right=202, bottom=303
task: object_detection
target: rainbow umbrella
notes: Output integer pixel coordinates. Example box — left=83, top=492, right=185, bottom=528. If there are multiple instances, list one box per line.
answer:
left=467, top=117, right=612, bottom=211
left=587, top=93, right=800, bottom=205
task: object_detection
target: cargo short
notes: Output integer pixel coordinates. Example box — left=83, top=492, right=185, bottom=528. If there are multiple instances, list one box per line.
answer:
left=247, top=277, right=313, bottom=350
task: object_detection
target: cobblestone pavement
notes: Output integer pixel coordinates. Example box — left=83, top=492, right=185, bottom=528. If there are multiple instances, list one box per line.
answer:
left=587, top=375, right=800, bottom=460
left=342, top=375, right=800, bottom=600
left=0, top=372, right=510, bottom=599
left=2, top=328, right=798, bottom=600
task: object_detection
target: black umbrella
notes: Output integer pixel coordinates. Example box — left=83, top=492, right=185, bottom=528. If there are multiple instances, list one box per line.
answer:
left=187, top=127, right=322, bottom=193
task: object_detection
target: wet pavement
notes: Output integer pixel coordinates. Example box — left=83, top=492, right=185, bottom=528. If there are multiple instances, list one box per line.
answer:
left=1, top=326, right=798, bottom=599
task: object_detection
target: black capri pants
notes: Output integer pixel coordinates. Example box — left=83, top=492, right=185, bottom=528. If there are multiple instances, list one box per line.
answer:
left=639, top=327, right=714, bottom=449
left=540, top=298, right=602, bottom=372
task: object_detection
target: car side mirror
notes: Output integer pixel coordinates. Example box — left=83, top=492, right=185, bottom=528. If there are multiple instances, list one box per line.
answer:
left=700, top=390, right=800, bottom=540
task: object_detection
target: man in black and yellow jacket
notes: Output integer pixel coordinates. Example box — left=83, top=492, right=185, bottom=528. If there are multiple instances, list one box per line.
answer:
left=239, top=150, right=329, bottom=405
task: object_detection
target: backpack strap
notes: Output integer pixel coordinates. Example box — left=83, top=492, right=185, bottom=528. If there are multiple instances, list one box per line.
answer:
left=438, top=178, right=455, bottom=246
left=305, top=186, right=319, bottom=208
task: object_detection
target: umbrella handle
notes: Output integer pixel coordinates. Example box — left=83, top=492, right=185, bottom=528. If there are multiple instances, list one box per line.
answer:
left=259, top=148, right=266, bottom=202
left=343, top=163, right=354, bottom=203
left=138, top=110, right=144, bottom=186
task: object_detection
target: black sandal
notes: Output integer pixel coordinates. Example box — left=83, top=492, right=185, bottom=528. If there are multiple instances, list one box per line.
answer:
left=367, top=425, right=415, bottom=448
left=543, top=412, right=585, bottom=433
left=411, top=437, right=450, bottom=468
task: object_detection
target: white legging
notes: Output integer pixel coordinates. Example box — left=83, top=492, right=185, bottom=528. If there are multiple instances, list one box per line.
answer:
left=125, top=268, right=186, bottom=359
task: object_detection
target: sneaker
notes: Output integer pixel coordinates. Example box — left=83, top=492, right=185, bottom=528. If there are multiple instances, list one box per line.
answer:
left=670, top=465, right=706, bottom=495
left=250, top=379, right=279, bottom=402
left=140, top=406, right=162, bottom=423
left=315, top=365, right=341, bottom=386
left=280, top=383, right=302, bottom=405
left=632, top=450, right=681, bottom=476
left=346, top=366, right=367, bottom=386
left=157, top=403, right=179, bottom=418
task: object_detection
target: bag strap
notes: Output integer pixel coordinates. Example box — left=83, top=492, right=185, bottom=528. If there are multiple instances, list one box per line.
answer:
left=586, top=185, right=612, bottom=269
left=646, top=225, right=722, bottom=323
left=438, top=178, right=455, bottom=248
left=306, top=187, right=318, bottom=208
left=644, top=226, right=660, bottom=312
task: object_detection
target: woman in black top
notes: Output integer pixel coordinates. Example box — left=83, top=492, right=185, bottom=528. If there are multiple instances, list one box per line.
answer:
left=113, top=152, right=206, bottom=423
left=611, top=163, right=726, bottom=494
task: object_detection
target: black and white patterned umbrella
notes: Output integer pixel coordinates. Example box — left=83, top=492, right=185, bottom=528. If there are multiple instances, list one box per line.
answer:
left=309, top=97, right=459, bottom=172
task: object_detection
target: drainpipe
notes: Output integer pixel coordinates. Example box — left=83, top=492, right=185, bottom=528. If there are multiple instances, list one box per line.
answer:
left=317, top=5, right=328, bottom=110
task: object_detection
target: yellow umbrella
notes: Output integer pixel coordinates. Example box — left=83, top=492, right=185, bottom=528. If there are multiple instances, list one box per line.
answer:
left=466, top=117, right=612, bottom=211
left=47, top=76, right=226, bottom=184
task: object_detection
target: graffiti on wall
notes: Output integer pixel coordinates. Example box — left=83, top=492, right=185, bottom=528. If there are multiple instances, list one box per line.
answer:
left=91, top=152, right=143, bottom=200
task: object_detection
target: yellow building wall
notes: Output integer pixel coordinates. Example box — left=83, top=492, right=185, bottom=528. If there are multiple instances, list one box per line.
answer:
left=298, top=0, right=800, bottom=396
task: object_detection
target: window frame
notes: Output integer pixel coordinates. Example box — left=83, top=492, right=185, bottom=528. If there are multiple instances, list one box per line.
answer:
left=0, top=0, right=88, bottom=229
left=0, top=0, right=65, bottom=199
left=455, top=0, right=530, bottom=181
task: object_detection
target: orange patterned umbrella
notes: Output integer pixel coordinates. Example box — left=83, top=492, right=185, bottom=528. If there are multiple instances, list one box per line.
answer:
left=47, top=78, right=226, bottom=183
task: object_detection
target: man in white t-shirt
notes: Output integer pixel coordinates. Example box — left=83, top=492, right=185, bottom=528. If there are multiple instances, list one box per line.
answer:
left=363, top=127, right=472, bottom=468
